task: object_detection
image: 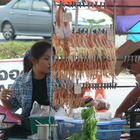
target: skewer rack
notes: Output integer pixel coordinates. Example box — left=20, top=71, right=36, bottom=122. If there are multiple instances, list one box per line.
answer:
left=57, top=1, right=140, bottom=8
left=118, top=55, right=140, bottom=63
left=82, top=82, right=140, bottom=89
left=55, top=55, right=140, bottom=62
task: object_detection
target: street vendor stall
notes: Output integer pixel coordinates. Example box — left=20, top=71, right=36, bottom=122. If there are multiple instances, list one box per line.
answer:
left=1, top=0, right=140, bottom=140
left=50, top=0, right=124, bottom=140
left=51, top=0, right=140, bottom=140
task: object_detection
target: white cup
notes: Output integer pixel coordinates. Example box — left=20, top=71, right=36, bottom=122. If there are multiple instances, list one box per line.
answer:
left=37, top=124, right=58, bottom=140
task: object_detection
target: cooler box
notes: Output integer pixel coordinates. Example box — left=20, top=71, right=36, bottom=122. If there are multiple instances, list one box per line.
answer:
left=29, top=116, right=55, bottom=134
left=56, top=118, right=126, bottom=140
left=97, top=118, right=127, bottom=140
left=56, top=119, right=83, bottom=140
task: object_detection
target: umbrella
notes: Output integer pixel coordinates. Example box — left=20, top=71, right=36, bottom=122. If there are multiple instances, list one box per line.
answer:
left=103, top=0, right=140, bottom=15
left=85, top=0, right=140, bottom=33
left=116, top=15, right=140, bottom=34
left=55, top=0, right=140, bottom=34
left=102, top=0, right=140, bottom=34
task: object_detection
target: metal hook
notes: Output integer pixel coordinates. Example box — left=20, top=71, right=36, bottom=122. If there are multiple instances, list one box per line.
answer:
left=76, top=79, right=79, bottom=84
left=60, top=1, right=64, bottom=7
left=94, top=1, right=98, bottom=7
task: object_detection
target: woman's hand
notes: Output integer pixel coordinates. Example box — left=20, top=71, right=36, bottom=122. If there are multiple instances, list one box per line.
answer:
left=84, top=97, right=110, bottom=110
left=114, top=113, right=123, bottom=118
left=0, top=89, right=12, bottom=100
left=91, top=99, right=110, bottom=110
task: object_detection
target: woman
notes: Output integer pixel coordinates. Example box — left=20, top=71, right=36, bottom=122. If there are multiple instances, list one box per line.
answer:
left=0, top=40, right=56, bottom=138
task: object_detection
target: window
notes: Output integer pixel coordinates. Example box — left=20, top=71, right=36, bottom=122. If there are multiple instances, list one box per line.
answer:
left=32, top=0, right=50, bottom=12
left=13, top=0, right=31, bottom=10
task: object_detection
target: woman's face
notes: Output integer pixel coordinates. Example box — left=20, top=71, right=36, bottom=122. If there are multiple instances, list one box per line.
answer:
left=129, top=62, right=140, bottom=76
left=32, top=48, right=55, bottom=76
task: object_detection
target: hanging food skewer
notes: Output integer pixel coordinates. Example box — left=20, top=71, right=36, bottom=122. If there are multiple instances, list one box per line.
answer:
left=53, top=3, right=116, bottom=108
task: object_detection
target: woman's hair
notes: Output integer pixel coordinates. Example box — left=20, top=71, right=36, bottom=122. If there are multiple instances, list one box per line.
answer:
left=31, top=40, right=56, bottom=59
left=130, top=49, right=140, bottom=56
left=23, top=40, right=56, bottom=73
left=23, top=49, right=32, bottom=73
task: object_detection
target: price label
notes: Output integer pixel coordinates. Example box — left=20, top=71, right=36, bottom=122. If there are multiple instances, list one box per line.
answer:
left=74, top=84, right=82, bottom=94
left=62, top=12, right=72, bottom=22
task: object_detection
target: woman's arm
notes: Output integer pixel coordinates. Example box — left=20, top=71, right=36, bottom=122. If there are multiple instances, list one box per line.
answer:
left=0, top=89, right=12, bottom=110
left=115, top=87, right=140, bottom=118
left=1, top=100, right=12, bottom=110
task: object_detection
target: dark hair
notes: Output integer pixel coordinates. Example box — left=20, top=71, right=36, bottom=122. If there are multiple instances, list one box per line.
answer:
left=31, top=40, right=56, bottom=59
left=130, top=49, right=140, bottom=56
left=23, top=49, right=32, bottom=73
left=23, top=40, right=55, bottom=73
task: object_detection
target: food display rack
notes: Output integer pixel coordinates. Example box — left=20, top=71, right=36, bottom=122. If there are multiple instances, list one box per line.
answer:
left=49, top=0, right=140, bottom=140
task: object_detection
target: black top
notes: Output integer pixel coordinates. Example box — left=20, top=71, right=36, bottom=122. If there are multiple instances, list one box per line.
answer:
left=32, top=76, right=50, bottom=105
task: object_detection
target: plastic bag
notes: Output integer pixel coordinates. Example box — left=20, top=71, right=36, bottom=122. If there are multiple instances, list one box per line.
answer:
left=54, top=107, right=68, bottom=117
left=94, top=94, right=110, bottom=110
left=0, top=105, right=21, bottom=125
left=30, top=101, right=56, bottom=117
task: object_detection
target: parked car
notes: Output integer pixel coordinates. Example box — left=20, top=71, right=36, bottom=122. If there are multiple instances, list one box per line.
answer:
left=0, top=0, right=112, bottom=40
left=0, top=0, right=54, bottom=40
left=0, top=0, right=10, bottom=5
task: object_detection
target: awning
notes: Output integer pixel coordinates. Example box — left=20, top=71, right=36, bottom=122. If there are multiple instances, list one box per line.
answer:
left=101, top=0, right=140, bottom=16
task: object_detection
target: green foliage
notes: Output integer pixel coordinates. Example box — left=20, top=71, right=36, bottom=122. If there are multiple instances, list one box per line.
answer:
left=67, top=107, right=97, bottom=140
left=81, top=107, right=97, bottom=140
left=66, top=133, right=81, bottom=140
left=0, top=41, right=35, bottom=59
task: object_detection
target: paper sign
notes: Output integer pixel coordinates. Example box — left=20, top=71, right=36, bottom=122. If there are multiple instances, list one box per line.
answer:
left=62, top=12, right=72, bottom=22
left=74, top=84, right=82, bottom=94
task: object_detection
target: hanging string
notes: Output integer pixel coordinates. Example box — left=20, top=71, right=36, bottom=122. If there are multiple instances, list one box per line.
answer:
left=74, top=0, right=79, bottom=32
left=113, top=0, right=116, bottom=47
left=48, top=0, right=56, bottom=139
